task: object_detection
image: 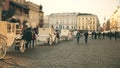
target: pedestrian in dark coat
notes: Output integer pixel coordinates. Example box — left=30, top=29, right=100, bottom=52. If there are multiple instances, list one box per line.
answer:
left=24, top=28, right=32, bottom=48
left=92, top=31, right=95, bottom=39
left=76, top=30, right=81, bottom=44
left=31, top=30, right=36, bottom=48
left=109, top=31, right=112, bottom=40
left=102, top=32, right=105, bottom=39
left=114, top=31, right=118, bottom=40
left=56, top=30, right=60, bottom=40
left=84, top=31, right=88, bottom=44
left=94, top=32, right=97, bottom=39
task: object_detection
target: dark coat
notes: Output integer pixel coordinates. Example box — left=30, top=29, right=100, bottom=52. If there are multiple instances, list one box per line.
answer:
left=76, top=32, right=81, bottom=38
left=25, top=30, right=32, bottom=41
left=84, top=32, right=88, bottom=39
left=22, top=28, right=32, bottom=42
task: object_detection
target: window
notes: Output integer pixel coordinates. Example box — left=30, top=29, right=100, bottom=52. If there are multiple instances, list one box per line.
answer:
left=82, top=26, right=84, bottom=29
left=7, top=24, right=11, bottom=33
left=12, top=25, right=15, bottom=32
left=72, top=26, right=73, bottom=29
left=82, top=18, right=84, bottom=20
left=67, top=26, right=69, bottom=29
left=93, top=22, right=95, bottom=24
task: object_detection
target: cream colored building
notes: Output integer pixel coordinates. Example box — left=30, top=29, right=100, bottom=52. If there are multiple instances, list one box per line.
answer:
left=43, top=15, right=49, bottom=28
left=77, top=13, right=100, bottom=31
left=49, top=13, right=78, bottom=30
left=26, top=1, right=44, bottom=28
left=10, top=0, right=44, bottom=28
left=2, top=0, right=29, bottom=28
left=110, top=6, right=120, bottom=31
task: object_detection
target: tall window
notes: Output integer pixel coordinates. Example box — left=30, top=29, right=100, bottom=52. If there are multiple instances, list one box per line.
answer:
left=7, top=24, right=11, bottom=33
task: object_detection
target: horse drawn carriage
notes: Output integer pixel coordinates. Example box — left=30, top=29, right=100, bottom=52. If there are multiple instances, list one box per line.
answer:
left=37, top=28, right=59, bottom=45
left=0, top=21, right=26, bottom=59
left=60, top=29, right=73, bottom=40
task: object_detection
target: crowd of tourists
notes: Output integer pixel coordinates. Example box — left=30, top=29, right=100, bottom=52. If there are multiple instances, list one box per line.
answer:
left=75, top=30, right=120, bottom=44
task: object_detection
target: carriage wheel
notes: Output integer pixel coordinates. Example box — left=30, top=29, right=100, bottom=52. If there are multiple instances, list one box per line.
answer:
left=0, top=38, right=6, bottom=59
left=19, top=40, right=26, bottom=53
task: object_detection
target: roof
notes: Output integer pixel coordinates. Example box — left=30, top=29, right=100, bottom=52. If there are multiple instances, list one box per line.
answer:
left=77, top=13, right=94, bottom=16
left=10, top=1, right=29, bottom=10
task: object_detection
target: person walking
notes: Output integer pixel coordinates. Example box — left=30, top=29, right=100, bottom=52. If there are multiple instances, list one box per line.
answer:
left=84, top=31, right=88, bottom=44
left=114, top=31, right=118, bottom=40
left=94, top=32, right=97, bottom=39
left=49, top=25, right=55, bottom=45
left=102, top=32, right=105, bottom=39
left=24, top=27, right=32, bottom=48
left=31, top=29, right=36, bottom=48
left=109, top=31, right=112, bottom=40
left=91, top=31, right=95, bottom=39
left=76, top=30, right=81, bottom=44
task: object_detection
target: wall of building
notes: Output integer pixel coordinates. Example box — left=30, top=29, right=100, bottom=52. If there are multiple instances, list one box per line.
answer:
left=48, top=12, right=100, bottom=31
left=43, top=15, right=49, bottom=28
left=49, top=13, right=77, bottom=30
left=25, top=1, right=44, bottom=28
left=110, top=6, right=120, bottom=31
left=29, top=9, right=40, bottom=27
left=77, top=13, right=100, bottom=31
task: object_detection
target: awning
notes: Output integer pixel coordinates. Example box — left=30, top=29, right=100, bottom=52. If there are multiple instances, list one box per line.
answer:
left=10, top=1, right=29, bottom=10
left=2, top=9, right=15, bottom=21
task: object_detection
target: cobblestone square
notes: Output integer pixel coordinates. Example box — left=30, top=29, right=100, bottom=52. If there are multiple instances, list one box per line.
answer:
left=0, top=38, right=120, bottom=68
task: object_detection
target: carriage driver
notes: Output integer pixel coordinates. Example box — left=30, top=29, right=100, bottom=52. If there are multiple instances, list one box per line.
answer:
left=49, top=25, right=56, bottom=42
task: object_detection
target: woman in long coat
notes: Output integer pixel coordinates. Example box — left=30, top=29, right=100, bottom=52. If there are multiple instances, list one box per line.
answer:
left=23, top=28, right=32, bottom=48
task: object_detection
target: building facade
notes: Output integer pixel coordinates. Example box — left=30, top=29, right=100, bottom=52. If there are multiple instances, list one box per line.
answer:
left=26, top=1, right=44, bottom=28
left=105, top=19, right=110, bottom=31
left=1, top=0, right=29, bottom=28
left=1, top=0, right=44, bottom=28
left=110, top=6, right=120, bottom=31
left=43, top=15, right=49, bottom=28
left=49, top=13, right=78, bottom=30
left=77, top=13, right=100, bottom=31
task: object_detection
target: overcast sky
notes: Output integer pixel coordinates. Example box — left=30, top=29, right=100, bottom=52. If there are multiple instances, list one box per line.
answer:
left=26, top=0, right=119, bottom=25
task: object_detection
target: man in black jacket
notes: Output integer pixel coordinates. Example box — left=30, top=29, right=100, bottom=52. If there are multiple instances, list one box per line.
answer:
left=84, top=31, right=88, bottom=44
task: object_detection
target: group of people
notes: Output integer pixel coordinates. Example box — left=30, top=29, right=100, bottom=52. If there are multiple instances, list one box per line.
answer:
left=21, top=25, right=60, bottom=48
left=21, top=24, right=120, bottom=47
left=22, top=27, right=37, bottom=48
left=75, top=30, right=120, bottom=44
left=76, top=30, right=88, bottom=44
left=91, top=31, right=120, bottom=40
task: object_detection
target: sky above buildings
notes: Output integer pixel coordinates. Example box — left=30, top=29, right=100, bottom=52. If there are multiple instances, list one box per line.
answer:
left=26, top=0, right=119, bottom=26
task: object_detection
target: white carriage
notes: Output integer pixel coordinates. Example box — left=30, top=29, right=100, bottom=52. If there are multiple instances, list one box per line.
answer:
left=37, top=28, right=59, bottom=45
left=0, top=21, right=26, bottom=59
left=60, top=29, right=73, bottom=40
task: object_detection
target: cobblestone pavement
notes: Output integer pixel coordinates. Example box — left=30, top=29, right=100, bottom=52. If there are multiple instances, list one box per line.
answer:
left=0, top=38, right=120, bottom=68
